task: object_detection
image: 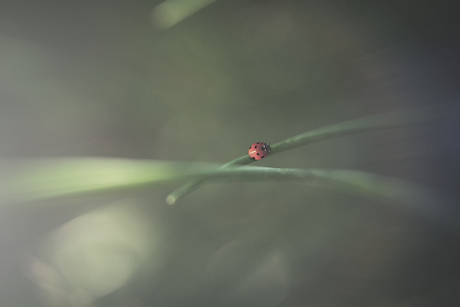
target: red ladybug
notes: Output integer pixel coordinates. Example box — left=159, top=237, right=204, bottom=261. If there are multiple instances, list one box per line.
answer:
left=248, top=142, right=271, bottom=160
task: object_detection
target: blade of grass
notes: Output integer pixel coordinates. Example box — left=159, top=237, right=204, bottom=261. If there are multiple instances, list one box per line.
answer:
left=1, top=157, right=453, bottom=224
left=0, top=158, right=221, bottom=203
left=167, top=107, right=445, bottom=204
left=175, top=166, right=459, bottom=228
left=2, top=157, right=457, bottom=227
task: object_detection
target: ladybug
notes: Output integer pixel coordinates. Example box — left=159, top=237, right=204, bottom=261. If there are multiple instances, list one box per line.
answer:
left=248, top=142, right=271, bottom=160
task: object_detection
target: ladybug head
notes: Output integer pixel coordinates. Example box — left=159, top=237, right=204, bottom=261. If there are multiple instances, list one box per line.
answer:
left=263, top=143, right=271, bottom=154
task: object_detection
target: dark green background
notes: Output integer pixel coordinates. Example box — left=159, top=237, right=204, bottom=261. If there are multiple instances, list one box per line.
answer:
left=0, top=0, right=459, bottom=306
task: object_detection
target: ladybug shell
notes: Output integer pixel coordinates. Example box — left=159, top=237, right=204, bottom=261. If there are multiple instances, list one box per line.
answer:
left=248, top=142, right=271, bottom=160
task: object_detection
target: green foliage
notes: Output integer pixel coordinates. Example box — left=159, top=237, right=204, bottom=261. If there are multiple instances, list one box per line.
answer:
left=0, top=107, right=453, bottom=229
left=167, top=107, right=444, bottom=204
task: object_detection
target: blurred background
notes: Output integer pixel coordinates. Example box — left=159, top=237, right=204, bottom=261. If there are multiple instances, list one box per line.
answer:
left=0, top=0, right=459, bottom=306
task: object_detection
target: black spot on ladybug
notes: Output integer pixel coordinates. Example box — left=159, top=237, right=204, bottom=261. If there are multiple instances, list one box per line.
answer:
left=257, top=153, right=259, bottom=155
left=255, top=146, right=257, bottom=148
left=261, top=156, right=264, bottom=158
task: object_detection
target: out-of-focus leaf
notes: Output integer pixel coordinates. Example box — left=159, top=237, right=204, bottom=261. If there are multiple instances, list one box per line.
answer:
left=1, top=157, right=455, bottom=229
left=0, top=158, right=220, bottom=203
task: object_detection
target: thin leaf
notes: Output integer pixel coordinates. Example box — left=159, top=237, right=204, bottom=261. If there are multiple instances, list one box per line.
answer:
left=2, top=157, right=455, bottom=229
left=167, top=107, right=445, bottom=204
left=0, top=158, right=219, bottom=203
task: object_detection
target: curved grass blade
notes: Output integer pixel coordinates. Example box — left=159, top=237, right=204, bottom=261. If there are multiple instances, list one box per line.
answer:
left=176, top=166, right=459, bottom=229
left=167, top=107, right=445, bottom=204
left=1, top=158, right=456, bottom=228
left=0, top=158, right=222, bottom=204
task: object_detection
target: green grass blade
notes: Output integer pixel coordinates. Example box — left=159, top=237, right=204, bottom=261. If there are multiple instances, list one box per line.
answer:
left=174, top=166, right=458, bottom=228
left=0, top=158, right=220, bottom=203
left=1, top=158, right=456, bottom=227
left=167, top=108, right=444, bottom=204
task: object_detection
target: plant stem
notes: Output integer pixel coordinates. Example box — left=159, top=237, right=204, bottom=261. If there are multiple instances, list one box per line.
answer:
left=167, top=107, right=443, bottom=205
